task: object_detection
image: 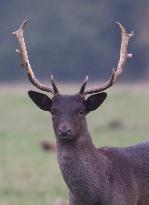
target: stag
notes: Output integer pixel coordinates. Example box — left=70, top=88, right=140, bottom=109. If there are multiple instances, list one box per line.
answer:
left=13, top=21, right=149, bottom=205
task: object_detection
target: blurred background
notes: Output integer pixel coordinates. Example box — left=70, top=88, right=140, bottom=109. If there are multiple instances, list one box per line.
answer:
left=0, top=1, right=149, bottom=205
left=0, top=0, right=149, bottom=83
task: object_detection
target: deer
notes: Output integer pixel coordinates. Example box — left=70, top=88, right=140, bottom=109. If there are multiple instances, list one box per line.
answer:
left=13, top=20, right=149, bottom=205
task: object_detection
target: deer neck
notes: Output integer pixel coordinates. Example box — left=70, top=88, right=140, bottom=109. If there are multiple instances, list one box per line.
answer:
left=56, top=130, right=109, bottom=203
left=56, top=129, right=96, bottom=165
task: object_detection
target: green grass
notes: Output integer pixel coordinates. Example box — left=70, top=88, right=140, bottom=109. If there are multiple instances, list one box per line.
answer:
left=0, top=84, right=149, bottom=205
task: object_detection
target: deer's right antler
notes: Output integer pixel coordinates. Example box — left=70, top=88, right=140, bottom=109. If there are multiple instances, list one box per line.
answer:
left=79, top=22, right=134, bottom=95
left=12, top=20, right=59, bottom=95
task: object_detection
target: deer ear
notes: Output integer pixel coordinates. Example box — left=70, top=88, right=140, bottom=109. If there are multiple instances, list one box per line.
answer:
left=85, top=92, right=107, bottom=113
left=28, top=91, right=52, bottom=111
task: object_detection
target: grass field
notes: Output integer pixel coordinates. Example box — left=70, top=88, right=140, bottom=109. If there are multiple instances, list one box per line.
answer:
left=0, top=83, right=149, bottom=205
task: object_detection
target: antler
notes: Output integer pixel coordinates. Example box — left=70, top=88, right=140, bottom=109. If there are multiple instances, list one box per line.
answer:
left=12, top=20, right=59, bottom=95
left=79, top=22, right=134, bottom=95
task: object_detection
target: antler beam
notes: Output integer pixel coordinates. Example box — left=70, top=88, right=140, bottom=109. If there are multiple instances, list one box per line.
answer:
left=82, top=22, right=134, bottom=95
left=12, top=20, right=59, bottom=95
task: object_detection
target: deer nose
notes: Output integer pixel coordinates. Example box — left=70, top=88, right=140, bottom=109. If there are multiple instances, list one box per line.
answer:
left=58, top=127, right=71, bottom=136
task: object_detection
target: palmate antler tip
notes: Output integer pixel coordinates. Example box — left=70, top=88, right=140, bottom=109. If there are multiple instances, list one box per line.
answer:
left=115, top=22, right=122, bottom=27
left=23, top=19, right=28, bottom=24
left=115, top=21, right=126, bottom=33
left=12, top=19, right=28, bottom=36
left=116, top=22, right=134, bottom=39
left=115, top=21, right=120, bottom=25
left=20, top=19, right=28, bottom=30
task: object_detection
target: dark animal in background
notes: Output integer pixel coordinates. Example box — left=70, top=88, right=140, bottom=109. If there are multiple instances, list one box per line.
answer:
left=40, top=140, right=56, bottom=152
left=54, top=198, right=68, bottom=205
left=13, top=20, right=149, bottom=205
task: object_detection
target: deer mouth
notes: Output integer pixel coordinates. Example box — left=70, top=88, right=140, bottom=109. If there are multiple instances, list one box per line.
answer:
left=57, top=132, right=77, bottom=142
left=56, top=126, right=76, bottom=141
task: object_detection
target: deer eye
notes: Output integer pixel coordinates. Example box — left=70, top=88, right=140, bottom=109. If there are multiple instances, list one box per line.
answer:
left=51, top=109, right=56, bottom=115
left=78, top=110, right=84, bottom=116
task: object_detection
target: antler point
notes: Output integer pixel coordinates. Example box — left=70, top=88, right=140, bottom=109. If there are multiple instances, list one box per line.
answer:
left=116, top=22, right=125, bottom=32
left=115, top=21, right=120, bottom=25
left=129, top=31, right=134, bottom=38
left=16, top=49, right=20, bottom=53
left=112, top=68, right=116, bottom=73
left=12, top=31, right=16, bottom=36
left=128, top=53, right=133, bottom=58
left=50, top=74, right=54, bottom=81
left=85, top=75, right=89, bottom=82
left=21, top=19, right=28, bottom=29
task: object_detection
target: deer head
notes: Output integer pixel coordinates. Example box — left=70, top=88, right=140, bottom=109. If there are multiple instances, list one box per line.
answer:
left=13, top=20, right=133, bottom=141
